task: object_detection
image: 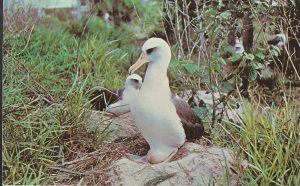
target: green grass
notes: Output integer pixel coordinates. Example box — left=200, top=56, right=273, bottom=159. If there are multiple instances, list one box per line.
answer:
left=3, top=105, right=65, bottom=184
left=3, top=14, right=144, bottom=184
left=219, top=101, right=300, bottom=185
left=3, top=2, right=164, bottom=182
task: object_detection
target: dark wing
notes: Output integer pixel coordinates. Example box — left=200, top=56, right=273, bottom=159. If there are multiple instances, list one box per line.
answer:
left=171, top=93, right=204, bottom=141
left=90, top=88, right=124, bottom=111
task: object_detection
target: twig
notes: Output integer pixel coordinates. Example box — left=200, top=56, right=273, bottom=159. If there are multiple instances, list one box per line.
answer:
left=61, top=149, right=105, bottom=166
left=16, top=24, right=35, bottom=56
left=217, top=122, right=247, bottom=153
left=207, top=16, right=218, bottom=129
left=19, top=62, right=56, bottom=103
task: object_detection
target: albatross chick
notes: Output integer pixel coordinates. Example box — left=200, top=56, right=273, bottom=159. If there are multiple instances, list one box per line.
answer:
left=90, top=74, right=142, bottom=114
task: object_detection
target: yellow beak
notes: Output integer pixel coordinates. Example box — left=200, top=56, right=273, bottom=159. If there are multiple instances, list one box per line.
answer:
left=128, top=52, right=149, bottom=74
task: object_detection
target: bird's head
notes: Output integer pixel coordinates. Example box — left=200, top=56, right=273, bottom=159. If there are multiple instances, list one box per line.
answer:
left=129, top=38, right=171, bottom=74
left=125, top=74, right=143, bottom=89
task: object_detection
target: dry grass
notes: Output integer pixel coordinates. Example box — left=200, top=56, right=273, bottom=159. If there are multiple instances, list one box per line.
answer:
left=52, top=134, right=149, bottom=185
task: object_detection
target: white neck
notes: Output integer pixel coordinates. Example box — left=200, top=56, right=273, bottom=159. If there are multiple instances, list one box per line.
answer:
left=125, top=86, right=138, bottom=93
left=143, top=57, right=170, bottom=88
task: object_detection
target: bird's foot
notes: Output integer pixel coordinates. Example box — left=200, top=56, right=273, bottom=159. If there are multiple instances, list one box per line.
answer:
left=146, top=148, right=179, bottom=164
left=125, top=153, right=149, bottom=164
left=162, top=149, right=178, bottom=163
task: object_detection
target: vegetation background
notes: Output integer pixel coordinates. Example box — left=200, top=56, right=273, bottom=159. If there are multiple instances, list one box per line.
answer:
left=3, top=0, right=300, bottom=185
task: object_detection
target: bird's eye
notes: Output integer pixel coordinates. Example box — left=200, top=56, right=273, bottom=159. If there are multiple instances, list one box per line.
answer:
left=146, top=47, right=156, bottom=54
left=132, top=79, right=139, bottom=83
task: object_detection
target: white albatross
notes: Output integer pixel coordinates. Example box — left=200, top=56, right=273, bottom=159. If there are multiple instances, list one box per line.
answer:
left=106, top=74, right=142, bottom=114
left=128, top=38, right=193, bottom=164
left=90, top=74, right=142, bottom=114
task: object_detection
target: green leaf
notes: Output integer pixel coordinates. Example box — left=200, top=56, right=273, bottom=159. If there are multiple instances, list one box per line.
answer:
left=270, top=45, right=281, bottom=57
left=220, top=81, right=234, bottom=93
left=249, top=70, right=258, bottom=81
left=245, top=53, right=255, bottom=61
left=182, top=63, right=198, bottom=75
left=228, top=99, right=239, bottom=109
left=241, top=4, right=250, bottom=9
left=229, top=53, right=242, bottom=62
left=263, top=61, right=270, bottom=66
left=220, top=11, right=231, bottom=20
left=193, top=106, right=211, bottom=129
left=213, top=55, right=226, bottom=64
left=225, top=46, right=236, bottom=54
left=213, top=63, right=221, bottom=73
left=216, top=56, right=226, bottom=64
left=211, top=85, right=218, bottom=92
left=193, top=106, right=210, bottom=121
left=271, top=45, right=281, bottom=53
left=250, top=61, right=264, bottom=70
left=257, top=47, right=268, bottom=52
left=207, top=9, right=217, bottom=16
left=255, top=52, right=265, bottom=59
left=270, top=49, right=279, bottom=57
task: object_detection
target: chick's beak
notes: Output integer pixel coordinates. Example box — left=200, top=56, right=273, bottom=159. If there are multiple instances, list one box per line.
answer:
left=129, top=52, right=149, bottom=74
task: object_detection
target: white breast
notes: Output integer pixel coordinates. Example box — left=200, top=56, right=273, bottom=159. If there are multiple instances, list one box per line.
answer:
left=130, top=83, right=185, bottom=151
